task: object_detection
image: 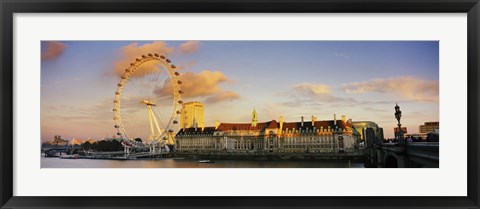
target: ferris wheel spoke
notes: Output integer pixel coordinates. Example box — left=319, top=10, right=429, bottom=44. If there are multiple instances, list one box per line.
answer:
left=130, top=72, right=149, bottom=98
left=149, top=65, right=168, bottom=99
left=126, top=78, right=144, bottom=101
left=131, top=77, right=146, bottom=98
left=123, top=86, right=143, bottom=106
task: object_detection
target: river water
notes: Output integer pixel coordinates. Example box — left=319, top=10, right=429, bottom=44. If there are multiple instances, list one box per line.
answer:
left=41, top=157, right=365, bottom=168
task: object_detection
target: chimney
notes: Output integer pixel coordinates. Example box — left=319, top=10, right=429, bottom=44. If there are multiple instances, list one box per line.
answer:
left=301, top=116, right=304, bottom=127
left=334, top=114, right=337, bottom=126
left=342, top=115, right=346, bottom=123
left=311, top=115, right=316, bottom=126
left=215, top=120, right=220, bottom=130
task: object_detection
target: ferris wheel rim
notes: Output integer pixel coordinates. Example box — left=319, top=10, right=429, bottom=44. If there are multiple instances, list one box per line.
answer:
left=112, top=53, right=183, bottom=143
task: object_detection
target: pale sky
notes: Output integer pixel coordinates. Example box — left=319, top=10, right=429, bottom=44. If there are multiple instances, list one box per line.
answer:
left=41, top=41, right=439, bottom=141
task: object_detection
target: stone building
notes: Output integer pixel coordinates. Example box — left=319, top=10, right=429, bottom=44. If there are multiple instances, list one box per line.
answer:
left=175, top=109, right=361, bottom=153
left=419, top=122, right=439, bottom=134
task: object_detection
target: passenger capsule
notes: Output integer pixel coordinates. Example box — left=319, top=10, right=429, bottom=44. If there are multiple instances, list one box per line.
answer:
left=117, top=83, right=122, bottom=87
left=114, top=125, right=120, bottom=128
left=148, top=53, right=153, bottom=57
left=125, top=69, right=130, bottom=72
left=168, top=129, right=174, bottom=133
left=171, top=65, right=176, bottom=69
left=173, top=120, right=178, bottom=124
left=121, top=76, right=126, bottom=79
left=174, top=72, right=180, bottom=76
left=130, top=63, right=135, bottom=66
left=142, top=55, right=147, bottom=58
left=154, top=53, right=159, bottom=57
left=176, top=111, right=181, bottom=114
left=136, top=58, right=140, bottom=61
left=178, top=90, right=184, bottom=94
left=177, top=80, right=182, bottom=84
left=117, top=132, right=122, bottom=135
left=112, top=108, right=117, bottom=112
left=178, top=100, right=183, bottom=104
left=113, top=100, right=118, bottom=103
left=115, top=92, right=120, bottom=95
left=160, top=55, right=165, bottom=59
left=166, top=59, right=171, bottom=63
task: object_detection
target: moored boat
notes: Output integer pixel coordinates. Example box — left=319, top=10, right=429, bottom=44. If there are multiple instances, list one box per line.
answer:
left=60, top=154, right=80, bottom=159
left=198, top=160, right=214, bottom=163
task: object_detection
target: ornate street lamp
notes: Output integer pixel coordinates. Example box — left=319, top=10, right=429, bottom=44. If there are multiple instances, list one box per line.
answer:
left=394, top=103, right=404, bottom=144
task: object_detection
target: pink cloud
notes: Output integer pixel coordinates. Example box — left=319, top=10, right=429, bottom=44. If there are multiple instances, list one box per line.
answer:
left=205, top=91, right=241, bottom=103
left=293, top=83, right=332, bottom=96
left=176, top=61, right=196, bottom=71
left=342, top=76, right=439, bottom=102
left=112, top=41, right=174, bottom=77
left=42, top=41, right=67, bottom=60
left=155, top=70, right=240, bottom=103
left=155, top=70, right=228, bottom=97
left=178, top=41, right=200, bottom=54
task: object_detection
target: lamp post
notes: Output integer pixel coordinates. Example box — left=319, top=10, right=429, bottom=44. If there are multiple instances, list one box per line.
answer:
left=394, top=103, right=405, bottom=144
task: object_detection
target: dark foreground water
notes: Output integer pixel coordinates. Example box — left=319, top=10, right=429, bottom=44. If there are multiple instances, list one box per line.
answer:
left=41, top=157, right=365, bottom=168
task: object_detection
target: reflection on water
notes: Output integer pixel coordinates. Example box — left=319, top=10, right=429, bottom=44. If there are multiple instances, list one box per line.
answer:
left=41, top=157, right=365, bottom=168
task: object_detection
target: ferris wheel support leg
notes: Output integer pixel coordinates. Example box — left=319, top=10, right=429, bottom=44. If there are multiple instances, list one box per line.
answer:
left=147, top=106, right=155, bottom=142
left=167, top=133, right=175, bottom=146
left=150, top=110, right=163, bottom=137
left=124, top=146, right=131, bottom=158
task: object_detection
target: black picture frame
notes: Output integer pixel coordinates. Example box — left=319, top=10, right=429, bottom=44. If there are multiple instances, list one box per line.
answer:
left=1, top=0, right=479, bottom=208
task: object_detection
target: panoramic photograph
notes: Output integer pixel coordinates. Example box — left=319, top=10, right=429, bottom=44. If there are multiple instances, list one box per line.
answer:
left=40, top=41, right=439, bottom=168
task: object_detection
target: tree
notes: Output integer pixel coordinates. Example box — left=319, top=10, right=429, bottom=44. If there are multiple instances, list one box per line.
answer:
left=81, top=141, right=92, bottom=150
left=90, top=140, right=123, bottom=151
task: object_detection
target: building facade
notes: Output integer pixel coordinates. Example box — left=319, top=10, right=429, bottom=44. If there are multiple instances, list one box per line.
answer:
left=180, top=101, right=205, bottom=130
left=419, top=122, right=439, bottom=134
left=176, top=112, right=361, bottom=153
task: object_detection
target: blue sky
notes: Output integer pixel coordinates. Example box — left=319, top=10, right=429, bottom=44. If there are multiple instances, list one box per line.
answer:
left=41, top=41, right=439, bottom=141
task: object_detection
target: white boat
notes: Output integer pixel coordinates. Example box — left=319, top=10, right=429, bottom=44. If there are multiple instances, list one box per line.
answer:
left=60, top=154, right=79, bottom=159
left=198, top=160, right=214, bottom=163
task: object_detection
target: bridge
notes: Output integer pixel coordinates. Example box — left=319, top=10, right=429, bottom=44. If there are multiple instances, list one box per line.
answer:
left=42, top=145, right=82, bottom=156
left=42, top=144, right=171, bottom=159
left=365, top=142, right=439, bottom=168
left=363, top=104, right=439, bottom=168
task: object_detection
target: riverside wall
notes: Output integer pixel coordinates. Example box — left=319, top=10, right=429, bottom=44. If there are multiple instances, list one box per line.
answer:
left=173, top=150, right=366, bottom=161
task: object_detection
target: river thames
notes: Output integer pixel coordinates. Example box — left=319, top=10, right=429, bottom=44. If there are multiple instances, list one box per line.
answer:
left=41, top=157, right=365, bottom=168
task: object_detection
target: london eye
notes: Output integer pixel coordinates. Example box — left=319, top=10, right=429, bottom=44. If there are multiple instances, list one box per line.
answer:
left=112, top=53, right=183, bottom=154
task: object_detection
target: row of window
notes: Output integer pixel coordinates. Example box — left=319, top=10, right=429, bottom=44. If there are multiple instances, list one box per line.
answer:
left=177, top=136, right=339, bottom=143
left=178, top=128, right=352, bottom=137
left=177, top=143, right=345, bottom=150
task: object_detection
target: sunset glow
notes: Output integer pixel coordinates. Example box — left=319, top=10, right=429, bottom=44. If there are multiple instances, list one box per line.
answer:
left=41, top=41, right=439, bottom=141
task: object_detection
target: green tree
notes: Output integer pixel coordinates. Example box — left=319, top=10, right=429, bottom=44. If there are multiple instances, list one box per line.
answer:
left=81, top=141, right=92, bottom=150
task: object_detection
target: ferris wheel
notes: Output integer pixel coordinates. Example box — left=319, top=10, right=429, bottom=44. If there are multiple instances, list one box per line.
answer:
left=112, top=53, right=183, bottom=151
